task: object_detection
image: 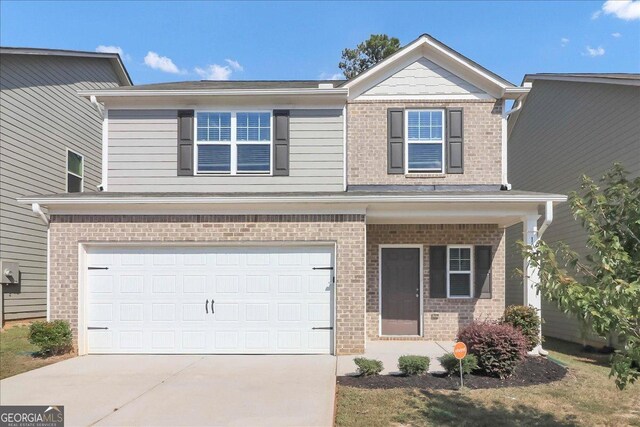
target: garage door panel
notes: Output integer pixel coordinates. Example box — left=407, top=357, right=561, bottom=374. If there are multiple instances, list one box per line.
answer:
left=87, top=246, right=333, bottom=354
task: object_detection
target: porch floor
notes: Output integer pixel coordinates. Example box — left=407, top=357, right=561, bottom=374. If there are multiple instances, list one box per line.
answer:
left=337, top=340, right=455, bottom=375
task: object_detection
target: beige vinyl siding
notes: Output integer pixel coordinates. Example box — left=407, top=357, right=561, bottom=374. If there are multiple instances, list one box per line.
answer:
left=506, top=79, right=640, bottom=345
left=0, top=54, right=122, bottom=320
left=107, top=109, right=345, bottom=192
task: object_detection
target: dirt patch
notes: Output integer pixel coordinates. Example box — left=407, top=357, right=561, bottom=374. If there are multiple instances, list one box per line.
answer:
left=337, top=356, right=567, bottom=390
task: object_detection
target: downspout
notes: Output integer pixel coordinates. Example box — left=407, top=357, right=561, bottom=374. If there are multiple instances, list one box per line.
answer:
left=32, top=203, right=49, bottom=226
left=538, top=200, right=553, bottom=238
left=501, top=98, right=524, bottom=190
left=32, top=203, right=50, bottom=320
left=90, top=96, right=108, bottom=191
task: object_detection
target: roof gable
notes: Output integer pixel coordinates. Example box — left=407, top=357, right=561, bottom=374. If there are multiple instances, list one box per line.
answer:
left=344, top=34, right=514, bottom=100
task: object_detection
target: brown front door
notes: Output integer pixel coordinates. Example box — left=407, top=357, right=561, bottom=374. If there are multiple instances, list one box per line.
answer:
left=381, top=247, right=421, bottom=335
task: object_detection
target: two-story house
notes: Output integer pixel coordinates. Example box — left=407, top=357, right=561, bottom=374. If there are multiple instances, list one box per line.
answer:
left=0, top=47, right=131, bottom=325
left=20, top=35, right=565, bottom=356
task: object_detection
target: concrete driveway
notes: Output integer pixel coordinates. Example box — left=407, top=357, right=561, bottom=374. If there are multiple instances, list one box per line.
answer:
left=0, top=355, right=336, bottom=426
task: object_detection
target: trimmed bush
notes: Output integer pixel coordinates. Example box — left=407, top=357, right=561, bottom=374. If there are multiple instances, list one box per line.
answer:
left=29, top=320, right=72, bottom=355
left=502, top=305, right=542, bottom=351
left=398, top=355, right=430, bottom=376
left=457, top=321, right=528, bottom=378
left=438, top=353, right=478, bottom=376
left=354, top=357, right=384, bottom=376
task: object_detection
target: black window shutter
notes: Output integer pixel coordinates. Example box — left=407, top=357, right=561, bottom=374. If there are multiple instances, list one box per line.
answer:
left=446, top=108, right=464, bottom=174
left=475, top=246, right=492, bottom=299
left=273, top=110, right=290, bottom=176
left=429, top=246, right=447, bottom=298
left=177, top=110, right=194, bottom=176
left=387, top=108, right=404, bottom=174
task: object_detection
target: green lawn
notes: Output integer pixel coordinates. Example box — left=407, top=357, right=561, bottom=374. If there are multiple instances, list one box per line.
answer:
left=336, top=338, right=640, bottom=427
left=0, top=325, right=73, bottom=380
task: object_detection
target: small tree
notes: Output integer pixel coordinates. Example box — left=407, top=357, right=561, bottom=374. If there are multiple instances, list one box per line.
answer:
left=522, top=164, right=640, bottom=389
left=338, top=34, right=400, bottom=79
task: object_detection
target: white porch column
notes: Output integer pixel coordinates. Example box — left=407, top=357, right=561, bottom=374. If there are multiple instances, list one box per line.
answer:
left=523, top=214, right=544, bottom=355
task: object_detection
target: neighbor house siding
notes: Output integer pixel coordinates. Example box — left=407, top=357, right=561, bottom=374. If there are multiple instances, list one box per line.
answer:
left=107, top=109, right=344, bottom=192
left=506, top=79, right=640, bottom=345
left=0, top=54, right=122, bottom=321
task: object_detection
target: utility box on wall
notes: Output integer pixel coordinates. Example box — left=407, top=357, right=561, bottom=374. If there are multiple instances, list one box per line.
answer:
left=1, top=260, right=20, bottom=285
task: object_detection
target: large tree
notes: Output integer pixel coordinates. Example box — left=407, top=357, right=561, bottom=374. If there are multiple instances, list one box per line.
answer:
left=522, top=164, right=640, bottom=389
left=339, top=34, right=400, bottom=79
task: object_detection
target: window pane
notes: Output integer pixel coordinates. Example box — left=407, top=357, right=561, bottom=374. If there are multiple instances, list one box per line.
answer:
left=198, top=145, right=230, bottom=172
left=450, top=273, right=471, bottom=296
left=237, top=112, right=271, bottom=141
left=237, top=145, right=270, bottom=172
left=408, top=143, right=442, bottom=171
left=407, top=110, right=443, bottom=142
left=67, top=174, right=82, bottom=193
left=197, top=113, right=231, bottom=141
left=67, top=151, right=83, bottom=176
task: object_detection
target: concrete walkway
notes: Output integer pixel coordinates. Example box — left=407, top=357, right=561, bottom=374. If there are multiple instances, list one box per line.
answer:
left=0, top=355, right=336, bottom=427
left=337, top=341, right=455, bottom=375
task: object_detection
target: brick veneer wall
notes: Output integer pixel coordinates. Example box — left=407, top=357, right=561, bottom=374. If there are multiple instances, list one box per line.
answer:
left=49, top=214, right=366, bottom=355
left=366, top=224, right=505, bottom=341
left=347, top=100, right=503, bottom=186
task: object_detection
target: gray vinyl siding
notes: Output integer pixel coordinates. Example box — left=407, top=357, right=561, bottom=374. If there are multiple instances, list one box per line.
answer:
left=506, top=79, right=640, bottom=345
left=0, top=54, right=122, bottom=321
left=107, top=109, right=344, bottom=192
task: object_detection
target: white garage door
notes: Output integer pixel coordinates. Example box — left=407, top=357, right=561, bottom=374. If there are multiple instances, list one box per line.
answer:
left=86, top=246, right=334, bottom=354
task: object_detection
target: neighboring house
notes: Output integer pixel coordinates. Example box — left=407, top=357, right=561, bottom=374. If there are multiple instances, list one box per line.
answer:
left=505, top=73, right=640, bottom=346
left=20, top=35, right=564, bottom=356
left=0, top=48, right=132, bottom=325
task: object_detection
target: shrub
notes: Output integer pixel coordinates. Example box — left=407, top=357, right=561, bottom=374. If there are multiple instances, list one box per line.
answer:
left=502, top=305, right=542, bottom=351
left=29, top=320, right=72, bottom=355
left=398, top=355, right=430, bottom=376
left=457, top=321, right=528, bottom=378
left=354, top=357, right=384, bottom=376
left=438, top=353, right=478, bottom=376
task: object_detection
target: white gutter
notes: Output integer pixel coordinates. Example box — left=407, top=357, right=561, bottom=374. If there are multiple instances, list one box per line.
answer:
left=32, top=203, right=49, bottom=225
left=538, top=200, right=554, bottom=238
left=20, top=194, right=567, bottom=206
left=89, top=95, right=105, bottom=118
left=78, top=88, right=349, bottom=98
left=501, top=97, right=525, bottom=189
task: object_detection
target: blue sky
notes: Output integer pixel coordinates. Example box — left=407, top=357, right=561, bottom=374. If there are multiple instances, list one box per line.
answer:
left=1, top=1, right=639, bottom=85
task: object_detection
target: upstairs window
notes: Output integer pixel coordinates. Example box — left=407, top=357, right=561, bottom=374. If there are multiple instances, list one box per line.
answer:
left=406, top=109, right=444, bottom=173
left=66, top=149, right=83, bottom=193
left=195, top=112, right=271, bottom=174
left=447, top=245, right=473, bottom=298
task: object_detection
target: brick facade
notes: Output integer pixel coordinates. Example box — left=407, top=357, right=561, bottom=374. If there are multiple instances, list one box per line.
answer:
left=366, top=224, right=505, bottom=341
left=347, top=100, right=503, bottom=186
left=48, top=214, right=366, bottom=355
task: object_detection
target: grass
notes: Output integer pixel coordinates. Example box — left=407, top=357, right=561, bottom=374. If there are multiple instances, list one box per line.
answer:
left=335, top=337, right=640, bottom=427
left=0, top=325, right=73, bottom=380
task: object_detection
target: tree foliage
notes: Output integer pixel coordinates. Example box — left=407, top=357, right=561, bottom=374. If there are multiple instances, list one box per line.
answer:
left=339, top=34, right=400, bottom=79
left=522, top=164, right=640, bottom=389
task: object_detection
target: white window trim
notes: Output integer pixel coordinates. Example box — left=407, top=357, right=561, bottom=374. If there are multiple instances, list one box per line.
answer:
left=194, top=110, right=273, bottom=176
left=66, top=148, right=84, bottom=193
left=405, top=109, right=446, bottom=174
left=446, top=244, right=473, bottom=299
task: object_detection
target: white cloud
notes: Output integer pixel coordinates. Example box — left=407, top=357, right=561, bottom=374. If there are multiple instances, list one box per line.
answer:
left=225, top=59, right=243, bottom=72
left=194, top=64, right=233, bottom=80
left=318, top=72, right=343, bottom=80
left=591, top=10, right=602, bottom=19
left=612, top=32, right=622, bottom=37
left=560, top=37, right=570, bottom=47
left=96, top=45, right=130, bottom=60
left=583, top=45, right=606, bottom=57
left=144, top=51, right=183, bottom=74
left=602, top=0, right=640, bottom=20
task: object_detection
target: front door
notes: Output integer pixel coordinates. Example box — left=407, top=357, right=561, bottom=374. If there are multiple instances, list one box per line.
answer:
left=380, top=247, right=421, bottom=335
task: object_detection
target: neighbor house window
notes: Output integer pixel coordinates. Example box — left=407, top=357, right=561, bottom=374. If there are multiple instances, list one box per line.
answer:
left=66, top=149, right=83, bottom=193
left=406, top=109, right=444, bottom=173
left=195, top=112, right=271, bottom=174
left=447, top=245, right=473, bottom=298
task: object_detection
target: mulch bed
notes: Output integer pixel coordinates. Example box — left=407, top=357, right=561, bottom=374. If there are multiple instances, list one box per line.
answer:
left=337, top=356, right=567, bottom=390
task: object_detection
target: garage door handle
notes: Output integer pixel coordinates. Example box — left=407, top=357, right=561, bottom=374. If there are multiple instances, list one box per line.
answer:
left=211, top=299, right=215, bottom=314
left=205, top=299, right=209, bottom=314
left=312, top=267, right=333, bottom=270
left=312, top=327, right=333, bottom=330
